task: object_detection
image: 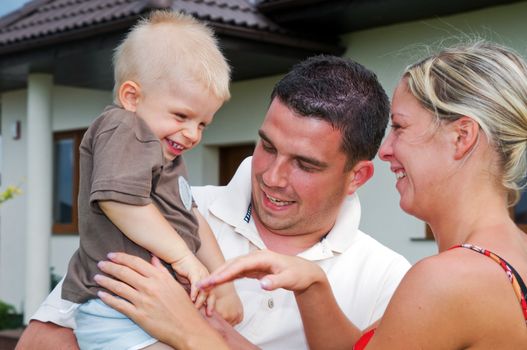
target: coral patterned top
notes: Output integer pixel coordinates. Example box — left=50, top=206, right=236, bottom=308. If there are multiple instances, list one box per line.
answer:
left=450, top=243, right=527, bottom=323
left=353, top=243, right=527, bottom=350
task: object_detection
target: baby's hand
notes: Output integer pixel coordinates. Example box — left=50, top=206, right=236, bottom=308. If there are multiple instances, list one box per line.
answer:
left=171, top=254, right=210, bottom=308
left=210, top=283, right=243, bottom=326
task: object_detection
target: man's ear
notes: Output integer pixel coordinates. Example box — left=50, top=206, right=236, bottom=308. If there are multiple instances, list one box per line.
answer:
left=346, top=160, right=374, bottom=195
left=118, top=81, right=141, bottom=112
left=453, top=116, right=480, bottom=160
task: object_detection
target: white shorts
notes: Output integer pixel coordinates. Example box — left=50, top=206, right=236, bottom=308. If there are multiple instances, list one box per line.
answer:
left=75, top=298, right=158, bottom=350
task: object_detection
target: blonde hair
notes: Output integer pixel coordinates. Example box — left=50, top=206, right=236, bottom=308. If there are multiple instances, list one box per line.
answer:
left=113, top=10, right=230, bottom=102
left=404, top=41, right=527, bottom=205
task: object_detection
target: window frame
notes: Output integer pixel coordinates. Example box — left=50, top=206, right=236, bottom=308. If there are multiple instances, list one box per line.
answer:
left=52, top=129, right=85, bottom=234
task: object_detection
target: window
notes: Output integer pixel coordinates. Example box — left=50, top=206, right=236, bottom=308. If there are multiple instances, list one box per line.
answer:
left=53, top=129, right=85, bottom=234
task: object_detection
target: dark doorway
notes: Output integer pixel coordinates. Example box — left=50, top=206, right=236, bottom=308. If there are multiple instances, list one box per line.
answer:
left=219, top=143, right=255, bottom=185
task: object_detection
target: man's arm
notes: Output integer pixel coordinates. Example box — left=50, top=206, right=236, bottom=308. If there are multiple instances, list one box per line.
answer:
left=16, top=321, right=79, bottom=350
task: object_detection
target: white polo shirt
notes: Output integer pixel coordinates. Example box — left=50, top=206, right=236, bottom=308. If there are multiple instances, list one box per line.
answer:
left=32, top=157, right=410, bottom=349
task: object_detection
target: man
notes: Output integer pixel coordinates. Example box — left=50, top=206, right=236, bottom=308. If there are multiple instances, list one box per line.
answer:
left=17, top=55, right=410, bottom=349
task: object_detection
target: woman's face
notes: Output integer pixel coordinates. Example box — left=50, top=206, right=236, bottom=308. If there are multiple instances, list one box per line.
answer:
left=379, top=80, right=453, bottom=219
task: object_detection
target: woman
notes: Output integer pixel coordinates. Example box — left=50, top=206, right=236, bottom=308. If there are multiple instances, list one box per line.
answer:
left=96, top=41, right=527, bottom=349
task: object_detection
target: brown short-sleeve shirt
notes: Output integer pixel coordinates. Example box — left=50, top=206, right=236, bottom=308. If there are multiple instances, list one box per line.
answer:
left=62, top=105, right=200, bottom=303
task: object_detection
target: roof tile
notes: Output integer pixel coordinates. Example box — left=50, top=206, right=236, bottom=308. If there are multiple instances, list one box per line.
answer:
left=0, top=0, right=287, bottom=47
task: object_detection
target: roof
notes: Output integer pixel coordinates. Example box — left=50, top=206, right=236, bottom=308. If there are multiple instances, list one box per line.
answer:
left=0, top=0, right=343, bottom=89
left=0, top=0, right=339, bottom=55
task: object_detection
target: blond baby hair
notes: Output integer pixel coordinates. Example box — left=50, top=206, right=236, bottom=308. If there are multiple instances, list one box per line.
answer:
left=113, top=10, right=230, bottom=102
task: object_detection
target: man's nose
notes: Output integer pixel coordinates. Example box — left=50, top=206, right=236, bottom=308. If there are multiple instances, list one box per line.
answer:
left=262, top=158, right=288, bottom=188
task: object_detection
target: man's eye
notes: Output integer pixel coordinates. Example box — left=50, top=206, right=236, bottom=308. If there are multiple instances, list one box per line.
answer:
left=261, top=142, right=275, bottom=153
left=390, top=123, right=401, bottom=130
left=298, top=161, right=317, bottom=173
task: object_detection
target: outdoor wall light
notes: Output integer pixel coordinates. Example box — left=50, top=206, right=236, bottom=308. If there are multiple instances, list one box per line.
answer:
left=10, top=120, right=20, bottom=140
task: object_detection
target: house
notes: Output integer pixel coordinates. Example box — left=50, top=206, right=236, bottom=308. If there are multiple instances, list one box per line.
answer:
left=0, top=0, right=525, bottom=322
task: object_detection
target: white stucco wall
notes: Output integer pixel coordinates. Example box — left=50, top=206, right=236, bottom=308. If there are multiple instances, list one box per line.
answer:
left=343, top=1, right=527, bottom=264
left=2, top=0, right=527, bottom=314
left=1, top=90, right=28, bottom=312
left=0, top=86, right=110, bottom=311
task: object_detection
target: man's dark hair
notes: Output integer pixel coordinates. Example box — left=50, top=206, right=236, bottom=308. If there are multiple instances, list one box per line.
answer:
left=271, top=55, right=390, bottom=170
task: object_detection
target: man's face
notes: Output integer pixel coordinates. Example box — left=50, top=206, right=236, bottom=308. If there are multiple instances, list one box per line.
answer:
left=251, top=98, right=357, bottom=244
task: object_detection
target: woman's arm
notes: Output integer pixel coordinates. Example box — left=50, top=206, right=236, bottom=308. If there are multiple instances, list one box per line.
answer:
left=199, top=249, right=363, bottom=349
left=295, top=276, right=362, bottom=349
left=94, top=252, right=249, bottom=350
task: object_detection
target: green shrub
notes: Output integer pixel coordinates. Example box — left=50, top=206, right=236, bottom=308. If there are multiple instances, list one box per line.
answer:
left=0, top=300, right=23, bottom=330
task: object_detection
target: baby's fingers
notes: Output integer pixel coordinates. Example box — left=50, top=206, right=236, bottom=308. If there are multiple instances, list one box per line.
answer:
left=206, top=293, right=216, bottom=317
left=194, top=288, right=208, bottom=309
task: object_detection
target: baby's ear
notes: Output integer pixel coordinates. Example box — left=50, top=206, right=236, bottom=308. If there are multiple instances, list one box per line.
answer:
left=118, top=81, right=141, bottom=112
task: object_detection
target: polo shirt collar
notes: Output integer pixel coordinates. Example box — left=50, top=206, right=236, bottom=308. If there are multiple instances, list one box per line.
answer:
left=209, top=157, right=266, bottom=249
left=209, top=157, right=362, bottom=259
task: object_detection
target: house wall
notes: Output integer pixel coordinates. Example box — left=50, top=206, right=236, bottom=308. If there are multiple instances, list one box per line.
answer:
left=341, top=0, right=527, bottom=267
left=0, top=87, right=111, bottom=311
left=1, top=90, right=28, bottom=312
left=1, top=0, right=527, bottom=313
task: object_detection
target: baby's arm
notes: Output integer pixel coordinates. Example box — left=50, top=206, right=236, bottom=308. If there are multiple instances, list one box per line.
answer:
left=98, top=201, right=209, bottom=304
left=194, top=208, right=243, bottom=325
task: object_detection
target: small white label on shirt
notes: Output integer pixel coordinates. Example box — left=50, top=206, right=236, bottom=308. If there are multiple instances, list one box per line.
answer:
left=178, top=176, right=192, bottom=211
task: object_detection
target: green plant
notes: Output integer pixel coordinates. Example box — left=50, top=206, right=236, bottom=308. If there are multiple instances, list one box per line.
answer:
left=0, top=187, right=24, bottom=330
left=0, top=300, right=23, bottom=330
left=0, top=185, right=22, bottom=204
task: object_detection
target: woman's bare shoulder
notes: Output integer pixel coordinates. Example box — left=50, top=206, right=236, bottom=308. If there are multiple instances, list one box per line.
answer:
left=370, top=249, right=527, bottom=349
